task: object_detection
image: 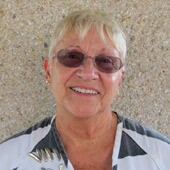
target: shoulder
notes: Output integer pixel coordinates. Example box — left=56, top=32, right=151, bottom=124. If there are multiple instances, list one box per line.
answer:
left=117, top=114, right=170, bottom=169
left=118, top=115, right=170, bottom=144
left=0, top=116, right=54, bottom=169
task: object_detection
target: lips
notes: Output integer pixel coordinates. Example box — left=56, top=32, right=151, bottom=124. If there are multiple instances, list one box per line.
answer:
left=70, top=87, right=99, bottom=94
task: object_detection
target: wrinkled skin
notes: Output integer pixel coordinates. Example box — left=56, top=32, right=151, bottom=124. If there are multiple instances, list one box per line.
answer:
left=45, top=29, right=124, bottom=119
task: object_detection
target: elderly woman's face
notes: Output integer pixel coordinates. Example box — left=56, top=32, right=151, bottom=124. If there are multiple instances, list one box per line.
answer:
left=46, top=29, right=124, bottom=118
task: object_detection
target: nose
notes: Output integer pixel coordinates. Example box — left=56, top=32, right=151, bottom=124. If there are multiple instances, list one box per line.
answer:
left=76, top=57, right=99, bottom=81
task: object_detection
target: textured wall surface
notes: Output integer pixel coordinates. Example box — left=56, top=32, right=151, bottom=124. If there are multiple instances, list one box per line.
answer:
left=0, top=0, right=169, bottom=142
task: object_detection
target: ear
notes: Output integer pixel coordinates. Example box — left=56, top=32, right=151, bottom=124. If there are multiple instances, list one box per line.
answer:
left=44, top=57, right=51, bottom=80
left=118, top=70, right=125, bottom=87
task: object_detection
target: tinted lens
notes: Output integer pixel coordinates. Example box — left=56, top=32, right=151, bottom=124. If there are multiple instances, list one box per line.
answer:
left=55, top=49, right=123, bottom=73
left=95, top=55, right=123, bottom=73
left=57, top=49, right=84, bottom=67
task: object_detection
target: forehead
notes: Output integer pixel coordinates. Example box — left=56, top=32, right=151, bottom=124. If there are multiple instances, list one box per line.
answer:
left=54, top=29, right=119, bottom=56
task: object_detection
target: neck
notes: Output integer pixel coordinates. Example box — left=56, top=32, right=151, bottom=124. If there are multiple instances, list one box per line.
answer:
left=55, top=108, right=117, bottom=146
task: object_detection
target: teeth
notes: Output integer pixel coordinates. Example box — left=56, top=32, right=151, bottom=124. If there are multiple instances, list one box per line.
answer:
left=71, top=87, right=98, bottom=94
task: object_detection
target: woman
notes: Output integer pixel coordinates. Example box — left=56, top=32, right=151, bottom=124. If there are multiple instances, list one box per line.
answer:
left=0, top=9, right=169, bottom=170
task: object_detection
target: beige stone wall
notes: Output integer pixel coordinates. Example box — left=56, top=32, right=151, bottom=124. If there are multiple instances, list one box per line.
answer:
left=0, top=0, right=169, bottom=142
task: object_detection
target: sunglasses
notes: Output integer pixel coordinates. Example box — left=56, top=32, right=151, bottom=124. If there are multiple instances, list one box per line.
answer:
left=53, top=49, right=124, bottom=73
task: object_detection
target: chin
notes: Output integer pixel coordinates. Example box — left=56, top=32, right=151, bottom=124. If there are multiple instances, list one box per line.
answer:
left=70, top=106, right=98, bottom=119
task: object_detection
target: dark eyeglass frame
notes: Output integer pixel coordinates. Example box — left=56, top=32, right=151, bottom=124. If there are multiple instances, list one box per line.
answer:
left=53, top=49, right=124, bottom=74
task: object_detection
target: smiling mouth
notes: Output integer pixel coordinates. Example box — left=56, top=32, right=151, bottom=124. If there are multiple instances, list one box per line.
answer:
left=70, top=87, right=99, bottom=95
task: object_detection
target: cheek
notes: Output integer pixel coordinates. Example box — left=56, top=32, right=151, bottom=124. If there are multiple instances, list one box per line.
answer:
left=111, top=74, right=119, bottom=82
left=103, top=73, right=121, bottom=98
left=50, top=65, right=76, bottom=99
left=49, top=67, right=65, bottom=98
left=107, top=73, right=121, bottom=88
left=50, top=63, right=69, bottom=85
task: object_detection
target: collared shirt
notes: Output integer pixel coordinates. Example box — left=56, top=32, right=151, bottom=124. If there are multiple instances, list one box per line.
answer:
left=0, top=113, right=169, bottom=170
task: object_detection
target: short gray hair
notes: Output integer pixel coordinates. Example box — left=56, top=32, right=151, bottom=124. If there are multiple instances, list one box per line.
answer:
left=49, top=9, right=126, bottom=65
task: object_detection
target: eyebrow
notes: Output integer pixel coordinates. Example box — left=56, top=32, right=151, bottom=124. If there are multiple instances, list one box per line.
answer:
left=68, top=45, right=81, bottom=49
left=66, top=45, right=119, bottom=57
left=69, top=45, right=107, bottom=53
